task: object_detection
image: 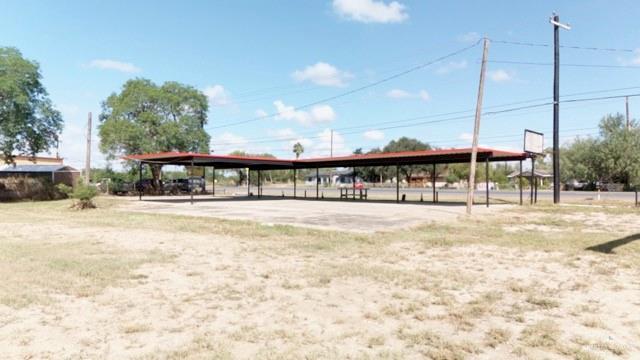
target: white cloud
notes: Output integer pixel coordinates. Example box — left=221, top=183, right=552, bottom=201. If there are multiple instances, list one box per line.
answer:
left=363, top=129, right=385, bottom=140
left=203, top=85, right=231, bottom=106
left=273, top=100, right=336, bottom=126
left=292, top=62, right=353, bottom=87
left=333, top=0, right=408, bottom=23
left=87, top=59, right=141, bottom=73
left=265, top=128, right=315, bottom=158
left=386, top=89, right=412, bottom=99
left=619, top=49, right=640, bottom=66
left=209, top=131, right=278, bottom=155
left=488, top=69, right=514, bottom=83
left=56, top=104, right=80, bottom=120
left=386, top=88, right=430, bottom=101
left=277, top=128, right=349, bottom=158
left=418, top=90, right=431, bottom=101
left=255, top=109, right=268, bottom=117
left=211, top=132, right=248, bottom=149
left=312, top=128, right=348, bottom=157
left=457, top=32, right=480, bottom=43
left=268, top=128, right=297, bottom=140
left=310, top=104, right=336, bottom=122
left=436, top=60, right=468, bottom=75
left=458, top=132, right=474, bottom=142
left=57, top=114, right=107, bottom=170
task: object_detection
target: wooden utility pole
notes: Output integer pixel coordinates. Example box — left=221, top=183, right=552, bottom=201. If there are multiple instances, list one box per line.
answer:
left=84, top=112, right=92, bottom=185
left=626, top=96, right=630, bottom=130
left=550, top=13, right=570, bottom=204
left=466, top=38, right=490, bottom=215
left=552, top=15, right=561, bottom=204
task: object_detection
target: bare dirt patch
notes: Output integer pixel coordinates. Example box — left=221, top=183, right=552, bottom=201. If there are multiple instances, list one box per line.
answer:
left=1, top=199, right=639, bottom=359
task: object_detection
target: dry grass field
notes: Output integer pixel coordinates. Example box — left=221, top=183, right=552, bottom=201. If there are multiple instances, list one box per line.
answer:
left=1, top=198, right=639, bottom=359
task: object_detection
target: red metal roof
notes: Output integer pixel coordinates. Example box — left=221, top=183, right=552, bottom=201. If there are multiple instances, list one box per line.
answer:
left=294, top=147, right=523, bottom=162
left=123, top=147, right=528, bottom=169
left=125, top=151, right=293, bottom=163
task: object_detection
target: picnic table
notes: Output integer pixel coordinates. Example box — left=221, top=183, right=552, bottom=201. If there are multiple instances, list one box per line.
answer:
left=340, top=187, right=368, bottom=200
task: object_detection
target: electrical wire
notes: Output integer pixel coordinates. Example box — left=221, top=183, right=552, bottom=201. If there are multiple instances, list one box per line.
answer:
left=488, top=60, right=640, bottom=69
left=490, top=39, right=635, bottom=53
left=211, top=91, right=634, bottom=148
left=207, top=40, right=482, bottom=130
left=210, top=82, right=640, bottom=147
left=211, top=91, right=630, bottom=154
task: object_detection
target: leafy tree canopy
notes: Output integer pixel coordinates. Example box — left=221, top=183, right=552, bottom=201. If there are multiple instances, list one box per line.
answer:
left=98, top=78, right=210, bottom=159
left=383, top=137, right=432, bottom=182
left=0, top=47, right=63, bottom=164
left=561, top=113, right=640, bottom=189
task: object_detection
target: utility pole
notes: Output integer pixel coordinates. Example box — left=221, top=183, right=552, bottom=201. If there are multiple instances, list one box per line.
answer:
left=466, top=37, right=489, bottom=215
left=330, top=129, right=334, bottom=157
left=626, top=96, right=630, bottom=130
left=550, top=13, right=571, bottom=204
left=84, top=112, right=92, bottom=185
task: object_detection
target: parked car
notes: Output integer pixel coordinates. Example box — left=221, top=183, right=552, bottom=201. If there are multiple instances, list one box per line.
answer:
left=164, top=177, right=205, bottom=194
left=134, top=179, right=161, bottom=194
left=110, top=180, right=133, bottom=195
left=565, top=179, right=588, bottom=191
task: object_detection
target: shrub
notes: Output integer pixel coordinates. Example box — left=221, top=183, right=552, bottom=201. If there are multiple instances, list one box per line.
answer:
left=69, top=183, right=98, bottom=209
left=55, top=183, right=73, bottom=196
left=0, top=177, right=67, bottom=201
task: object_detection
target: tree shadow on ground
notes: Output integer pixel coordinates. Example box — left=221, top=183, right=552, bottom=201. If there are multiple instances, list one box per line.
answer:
left=586, top=233, right=640, bottom=254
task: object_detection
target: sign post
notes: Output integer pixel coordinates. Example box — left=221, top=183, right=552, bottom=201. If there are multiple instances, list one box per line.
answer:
left=524, top=130, right=544, bottom=204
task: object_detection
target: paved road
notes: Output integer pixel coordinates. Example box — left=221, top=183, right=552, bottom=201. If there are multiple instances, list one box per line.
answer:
left=211, top=185, right=638, bottom=203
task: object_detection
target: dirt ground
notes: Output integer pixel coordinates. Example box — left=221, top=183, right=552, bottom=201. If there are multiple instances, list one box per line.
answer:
left=0, top=198, right=639, bottom=359
left=119, top=195, right=505, bottom=233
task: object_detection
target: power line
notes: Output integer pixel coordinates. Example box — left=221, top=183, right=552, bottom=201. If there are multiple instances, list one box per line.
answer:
left=488, top=60, right=640, bottom=69
left=207, top=40, right=482, bottom=130
left=212, top=81, right=640, bottom=147
left=211, top=90, right=635, bottom=148
left=491, top=39, right=635, bottom=53
left=213, top=90, right=640, bottom=147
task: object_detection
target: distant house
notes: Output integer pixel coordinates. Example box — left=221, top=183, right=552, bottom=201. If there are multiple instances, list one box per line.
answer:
left=508, top=169, right=552, bottom=188
left=408, top=171, right=449, bottom=188
left=0, top=155, right=64, bottom=166
left=0, top=164, right=80, bottom=186
left=304, top=169, right=359, bottom=186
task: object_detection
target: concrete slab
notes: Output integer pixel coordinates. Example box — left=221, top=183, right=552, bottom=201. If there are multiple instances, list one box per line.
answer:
left=117, top=195, right=510, bottom=233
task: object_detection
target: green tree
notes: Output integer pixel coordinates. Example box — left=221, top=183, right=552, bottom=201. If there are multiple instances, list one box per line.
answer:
left=561, top=113, right=640, bottom=189
left=98, top=79, right=210, bottom=189
left=382, top=137, right=432, bottom=183
left=0, top=47, right=63, bottom=164
left=354, top=147, right=385, bottom=183
left=292, top=142, right=304, bottom=159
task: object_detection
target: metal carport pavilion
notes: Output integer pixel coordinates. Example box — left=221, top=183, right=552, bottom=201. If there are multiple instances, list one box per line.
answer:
left=124, top=147, right=531, bottom=207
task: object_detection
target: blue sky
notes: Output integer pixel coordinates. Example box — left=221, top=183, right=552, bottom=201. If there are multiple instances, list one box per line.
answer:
left=3, top=0, right=640, bottom=168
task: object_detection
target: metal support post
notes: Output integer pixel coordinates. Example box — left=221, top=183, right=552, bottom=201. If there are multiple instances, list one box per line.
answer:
left=519, top=160, right=523, bottom=205
left=316, top=168, right=319, bottom=199
left=190, top=159, right=194, bottom=205
left=258, top=170, right=261, bottom=198
left=396, top=164, right=400, bottom=203
left=485, top=158, right=489, bottom=207
left=293, top=168, right=297, bottom=198
left=530, top=157, right=535, bottom=205
left=138, top=161, right=143, bottom=201
left=352, top=167, right=356, bottom=200
left=432, top=163, right=436, bottom=203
